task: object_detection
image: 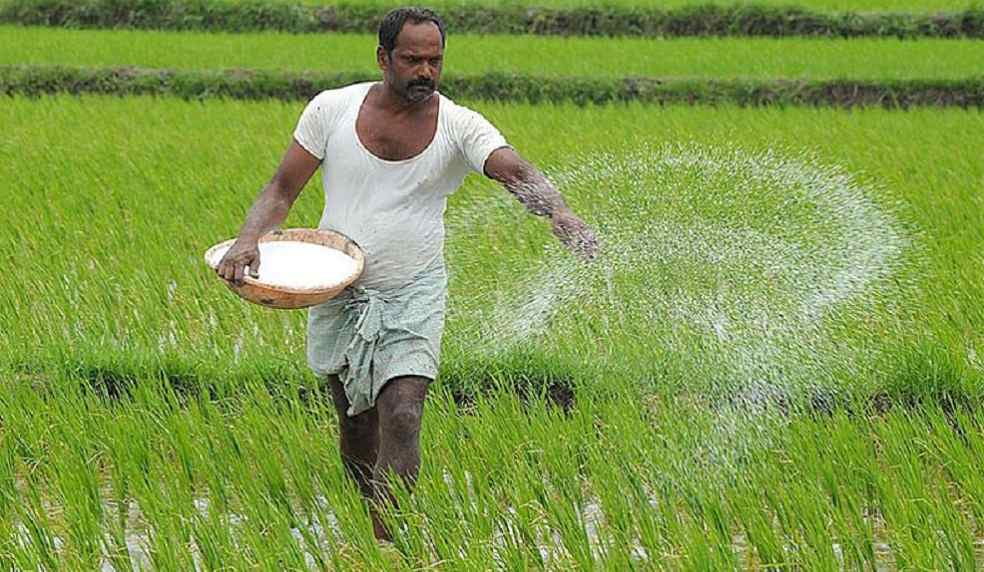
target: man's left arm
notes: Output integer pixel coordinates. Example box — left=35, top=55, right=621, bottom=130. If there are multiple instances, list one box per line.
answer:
left=483, top=147, right=599, bottom=260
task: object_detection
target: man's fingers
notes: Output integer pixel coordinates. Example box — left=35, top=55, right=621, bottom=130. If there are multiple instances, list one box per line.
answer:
left=249, top=255, right=261, bottom=278
left=215, top=246, right=262, bottom=285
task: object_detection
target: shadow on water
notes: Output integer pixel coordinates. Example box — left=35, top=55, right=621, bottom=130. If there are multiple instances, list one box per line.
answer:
left=8, top=339, right=981, bottom=422
left=8, top=358, right=303, bottom=405
left=445, top=372, right=578, bottom=414
left=7, top=356, right=583, bottom=414
left=435, top=349, right=614, bottom=415
left=701, top=343, right=983, bottom=444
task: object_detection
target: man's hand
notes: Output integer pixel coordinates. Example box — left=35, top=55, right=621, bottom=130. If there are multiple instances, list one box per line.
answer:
left=551, top=209, right=599, bottom=261
left=217, top=239, right=261, bottom=286
left=484, top=148, right=599, bottom=261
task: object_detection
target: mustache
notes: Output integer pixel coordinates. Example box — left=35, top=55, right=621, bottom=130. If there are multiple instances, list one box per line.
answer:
left=409, top=79, right=434, bottom=89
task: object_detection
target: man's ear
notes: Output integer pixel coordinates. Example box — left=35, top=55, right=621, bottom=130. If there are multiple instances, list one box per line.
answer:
left=376, top=46, right=387, bottom=71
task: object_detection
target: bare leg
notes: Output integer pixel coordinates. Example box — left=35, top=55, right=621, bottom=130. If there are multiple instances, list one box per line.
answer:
left=324, top=375, right=379, bottom=504
left=370, top=375, right=430, bottom=541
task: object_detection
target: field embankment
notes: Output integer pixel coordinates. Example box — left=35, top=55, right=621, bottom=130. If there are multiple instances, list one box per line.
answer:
left=4, top=65, right=982, bottom=107
left=1, top=0, right=982, bottom=37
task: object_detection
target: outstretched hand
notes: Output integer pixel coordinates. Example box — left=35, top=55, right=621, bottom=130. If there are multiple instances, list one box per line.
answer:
left=551, top=209, right=599, bottom=261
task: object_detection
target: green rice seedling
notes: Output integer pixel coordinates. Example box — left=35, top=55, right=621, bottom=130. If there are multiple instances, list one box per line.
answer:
left=583, top=431, right=642, bottom=565
left=674, top=486, right=738, bottom=570
left=427, top=455, right=501, bottom=565
left=733, top=478, right=789, bottom=568
left=522, top=404, right=595, bottom=567
left=426, top=391, right=549, bottom=568
left=595, top=397, right=677, bottom=562
left=915, top=408, right=977, bottom=568
left=791, top=413, right=878, bottom=568
left=16, top=479, right=60, bottom=570
left=5, top=26, right=984, bottom=82
left=776, top=463, right=840, bottom=568
left=131, top=465, right=197, bottom=569
left=933, top=408, right=984, bottom=534
left=0, top=433, right=21, bottom=569
left=868, top=411, right=941, bottom=569
left=190, top=511, right=242, bottom=571
left=47, top=440, right=105, bottom=568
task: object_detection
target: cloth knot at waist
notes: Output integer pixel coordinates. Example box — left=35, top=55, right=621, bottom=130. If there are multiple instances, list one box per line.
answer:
left=344, top=286, right=388, bottom=343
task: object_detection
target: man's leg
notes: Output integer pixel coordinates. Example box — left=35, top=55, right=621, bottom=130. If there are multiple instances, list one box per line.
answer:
left=370, top=375, right=430, bottom=541
left=324, top=374, right=379, bottom=503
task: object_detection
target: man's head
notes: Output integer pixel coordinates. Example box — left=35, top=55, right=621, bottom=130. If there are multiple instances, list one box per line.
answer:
left=377, top=7, right=446, bottom=104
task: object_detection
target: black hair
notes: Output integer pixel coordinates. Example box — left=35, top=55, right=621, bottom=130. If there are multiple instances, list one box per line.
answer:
left=378, top=7, right=446, bottom=55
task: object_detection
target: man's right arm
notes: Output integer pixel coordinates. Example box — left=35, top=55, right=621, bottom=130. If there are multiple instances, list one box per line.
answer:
left=216, top=139, right=321, bottom=286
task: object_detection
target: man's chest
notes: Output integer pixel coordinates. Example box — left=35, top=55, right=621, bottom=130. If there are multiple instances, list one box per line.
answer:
left=355, top=107, right=439, bottom=162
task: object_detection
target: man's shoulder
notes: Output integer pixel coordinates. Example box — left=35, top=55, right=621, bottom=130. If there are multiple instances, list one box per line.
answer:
left=309, top=81, right=374, bottom=106
left=439, top=92, right=473, bottom=116
left=439, top=93, right=496, bottom=130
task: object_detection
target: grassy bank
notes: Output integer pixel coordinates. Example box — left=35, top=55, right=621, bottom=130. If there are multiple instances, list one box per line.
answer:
left=8, top=0, right=973, bottom=10
left=4, top=65, right=983, bottom=107
left=2, top=0, right=982, bottom=37
left=5, top=27, right=984, bottom=81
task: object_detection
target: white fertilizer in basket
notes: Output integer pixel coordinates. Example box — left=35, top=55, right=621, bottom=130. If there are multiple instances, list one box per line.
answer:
left=209, top=241, right=358, bottom=290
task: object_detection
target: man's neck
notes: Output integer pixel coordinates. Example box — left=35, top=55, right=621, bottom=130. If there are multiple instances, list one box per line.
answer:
left=373, top=82, right=434, bottom=116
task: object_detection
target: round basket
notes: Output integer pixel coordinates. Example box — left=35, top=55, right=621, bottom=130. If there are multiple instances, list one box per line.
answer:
left=203, top=228, right=364, bottom=310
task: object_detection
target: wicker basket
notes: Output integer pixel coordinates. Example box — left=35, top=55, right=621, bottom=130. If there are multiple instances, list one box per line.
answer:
left=204, top=228, right=364, bottom=310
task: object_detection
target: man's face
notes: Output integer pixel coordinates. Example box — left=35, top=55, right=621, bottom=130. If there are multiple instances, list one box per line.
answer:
left=378, top=21, right=444, bottom=104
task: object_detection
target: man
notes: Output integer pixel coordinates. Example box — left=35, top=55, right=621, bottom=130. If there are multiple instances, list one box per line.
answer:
left=215, top=7, right=598, bottom=541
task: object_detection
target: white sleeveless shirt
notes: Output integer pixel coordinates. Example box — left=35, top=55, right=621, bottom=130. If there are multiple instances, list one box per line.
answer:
left=292, top=81, right=509, bottom=291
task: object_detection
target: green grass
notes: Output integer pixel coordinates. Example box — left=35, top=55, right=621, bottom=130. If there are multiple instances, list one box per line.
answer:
left=103, top=0, right=984, bottom=13
left=1, top=95, right=983, bottom=566
left=4, top=26, right=984, bottom=80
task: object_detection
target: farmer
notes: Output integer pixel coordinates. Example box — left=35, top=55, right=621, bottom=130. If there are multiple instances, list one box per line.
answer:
left=215, top=6, right=598, bottom=541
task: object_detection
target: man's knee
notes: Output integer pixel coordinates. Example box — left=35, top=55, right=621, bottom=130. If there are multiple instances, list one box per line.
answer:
left=386, top=404, right=424, bottom=438
left=378, top=376, right=429, bottom=436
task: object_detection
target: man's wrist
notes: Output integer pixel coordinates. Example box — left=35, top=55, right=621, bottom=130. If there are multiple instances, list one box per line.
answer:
left=235, top=230, right=262, bottom=245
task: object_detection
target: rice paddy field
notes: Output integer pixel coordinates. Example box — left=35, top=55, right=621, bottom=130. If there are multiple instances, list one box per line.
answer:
left=5, top=27, right=984, bottom=80
left=3, top=2, right=984, bottom=570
